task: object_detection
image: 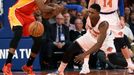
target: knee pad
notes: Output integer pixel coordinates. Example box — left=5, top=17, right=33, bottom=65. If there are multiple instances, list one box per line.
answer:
left=114, top=38, right=128, bottom=49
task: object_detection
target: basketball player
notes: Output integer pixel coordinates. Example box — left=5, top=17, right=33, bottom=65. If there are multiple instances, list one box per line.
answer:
left=2, top=0, right=60, bottom=75
left=47, top=4, right=112, bottom=75
left=81, top=0, right=134, bottom=74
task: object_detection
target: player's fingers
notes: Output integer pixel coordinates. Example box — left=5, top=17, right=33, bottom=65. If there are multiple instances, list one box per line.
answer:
left=74, top=57, right=81, bottom=64
left=79, top=60, right=84, bottom=64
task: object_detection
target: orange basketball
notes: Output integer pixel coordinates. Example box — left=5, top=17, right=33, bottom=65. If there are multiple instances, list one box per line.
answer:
left=29, top=21, right=44, bottom=37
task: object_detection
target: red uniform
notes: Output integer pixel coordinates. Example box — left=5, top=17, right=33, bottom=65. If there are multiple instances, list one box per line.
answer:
left=8, top=0, right=37, bottom=36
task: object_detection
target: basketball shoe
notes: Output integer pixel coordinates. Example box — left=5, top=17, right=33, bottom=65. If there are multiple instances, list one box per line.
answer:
left=127, top=68, right=134, bottom=74
left=127, top=63, right=134, bottom=74
left=79, top=64, right=90, bottom=74
left=47, top=71, right=64, bottom=75
left=2, top=63, right=12, bottom=75
left=22, top=65, right=35, bottom=75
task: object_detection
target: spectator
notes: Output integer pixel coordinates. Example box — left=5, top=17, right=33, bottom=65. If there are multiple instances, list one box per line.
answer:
left=125, top=7, right=131, bottom=23
left=128, top=11, right=134, bottom=36
left=68, top=9, right=77, bottom=24
left=76, top=12, right=86, bottom=29
left=97, top=50, right=127, bottom=70
left=70, top=18, right=86, bottom=41
left=130, top=3, right=134, bottom=11
left=64, top=4, right=89, bottom=24
left=46, top=13, right=71, bottom=68
left=63, top=12, right=76, bottom=31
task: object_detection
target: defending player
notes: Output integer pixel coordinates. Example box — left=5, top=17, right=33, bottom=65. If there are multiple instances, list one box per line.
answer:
left=47, top=3, right=114, bottom=75
left=82, top=0, right=134, bottom=73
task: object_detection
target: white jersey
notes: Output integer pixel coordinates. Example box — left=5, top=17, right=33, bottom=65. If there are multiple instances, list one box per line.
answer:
left=93, top=0, right=123, bottom=37
left=77, top=17, right=116, bottom=54
left=100, top=11, right=123, bottom=37
left=95, top=0, right=118, bottom=12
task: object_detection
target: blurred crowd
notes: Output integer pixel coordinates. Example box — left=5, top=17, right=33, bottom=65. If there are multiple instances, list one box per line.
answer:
left=32, top=0, right=134, bottom=71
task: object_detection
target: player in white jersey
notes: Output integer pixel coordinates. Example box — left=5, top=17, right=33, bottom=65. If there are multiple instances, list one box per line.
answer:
left=88, top=0, right=124, bottom=37
left=87, top=0, right=134, bottom=73
left=47, top=4, right=110, bottom=75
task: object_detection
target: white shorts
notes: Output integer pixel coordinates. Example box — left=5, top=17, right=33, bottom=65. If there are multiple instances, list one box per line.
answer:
left=100, top=32, right=116, bottom=55
left=76, top=31, right=97, bottom=51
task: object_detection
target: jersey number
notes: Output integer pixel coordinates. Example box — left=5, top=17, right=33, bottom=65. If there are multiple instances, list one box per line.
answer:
left=103, top=0, right=112, bottom=7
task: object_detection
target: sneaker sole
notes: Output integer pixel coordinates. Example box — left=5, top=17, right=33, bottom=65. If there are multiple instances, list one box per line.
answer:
left=22, top=67, right=35, bottom=75
left=79, top=72, right=90, bottom=75
left=3, top=73, right=12, bottom=75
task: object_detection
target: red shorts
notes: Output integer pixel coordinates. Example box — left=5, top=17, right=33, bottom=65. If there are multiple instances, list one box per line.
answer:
left=8, top=9, right=35, bottom=37
left=8, top=0, right=36, bottom=37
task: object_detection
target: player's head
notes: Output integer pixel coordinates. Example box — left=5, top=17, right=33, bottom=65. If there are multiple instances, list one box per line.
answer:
left=90, top=3, right=101, bottom=12
left=88, top=3, right=101, bottom=27
left=89, top=3, right=101, bottom=18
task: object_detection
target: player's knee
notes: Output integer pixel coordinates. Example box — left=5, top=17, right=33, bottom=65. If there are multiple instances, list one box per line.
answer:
left=13, top=26, right=23, bottom=38
left=31, top=37, right=42, bottom=54
left=31, top=45, right=41, bottom=54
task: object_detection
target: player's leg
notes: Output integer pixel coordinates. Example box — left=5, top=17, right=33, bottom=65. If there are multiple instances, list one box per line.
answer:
left=117, top=36, right=134, bottom=72
left=122, top=36, right=134, bottom=66
left=2, top=26, right=23, bottom=75
left=80, top=55, right=90, bottom=74
left=52, top=42, right=83, bottom=75
left=22, top=36, right=42, bottom=75
left=121, top=46, right=134, bottom=73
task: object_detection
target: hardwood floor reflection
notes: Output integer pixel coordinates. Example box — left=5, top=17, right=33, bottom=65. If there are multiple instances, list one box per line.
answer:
left=0, top=69, right=133, bottom=75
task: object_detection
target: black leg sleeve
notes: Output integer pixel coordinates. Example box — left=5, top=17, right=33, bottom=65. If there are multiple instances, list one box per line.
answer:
left=9, top=26, right=23, bottom=49
left=31, top=36, right=42, bottom=54
left=62, top=42, right=83, bottom=63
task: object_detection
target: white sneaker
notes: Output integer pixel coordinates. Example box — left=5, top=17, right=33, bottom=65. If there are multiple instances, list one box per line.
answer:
left=127, top=68, right=134, bottom=74
left=127, top=63, right=134, bottom=70
left=47, top=71, right=64, bottom=75
left=79, top=66, right=90, bottom=74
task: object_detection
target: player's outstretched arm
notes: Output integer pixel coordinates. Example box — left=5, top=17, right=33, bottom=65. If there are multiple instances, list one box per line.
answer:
left=34, top=0, right=54, bottom=13
left=86, top=21, right=109, bottom=55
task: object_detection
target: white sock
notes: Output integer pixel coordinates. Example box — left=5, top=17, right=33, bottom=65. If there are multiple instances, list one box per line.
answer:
left=58, top=62, right=67, bottom=73
left=126, top=58, right=133, bottom=65
left=82, top=58, right=89, bottom=67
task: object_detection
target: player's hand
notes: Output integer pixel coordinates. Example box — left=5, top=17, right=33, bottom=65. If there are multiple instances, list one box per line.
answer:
left=74, top=53, right=86, bottom=64
left=120, top=17, right=125, bottom=29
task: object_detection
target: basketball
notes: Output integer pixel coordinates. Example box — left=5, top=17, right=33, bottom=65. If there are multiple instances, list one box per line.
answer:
left=29, top=21, right=44, bottom=37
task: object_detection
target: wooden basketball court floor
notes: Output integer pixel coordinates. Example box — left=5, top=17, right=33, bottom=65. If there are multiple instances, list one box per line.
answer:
left=0, top=69, right=133, bottom=75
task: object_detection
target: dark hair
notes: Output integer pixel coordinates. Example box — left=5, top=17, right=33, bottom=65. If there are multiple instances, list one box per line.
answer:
left=90, top=3, right=101, bottom=12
